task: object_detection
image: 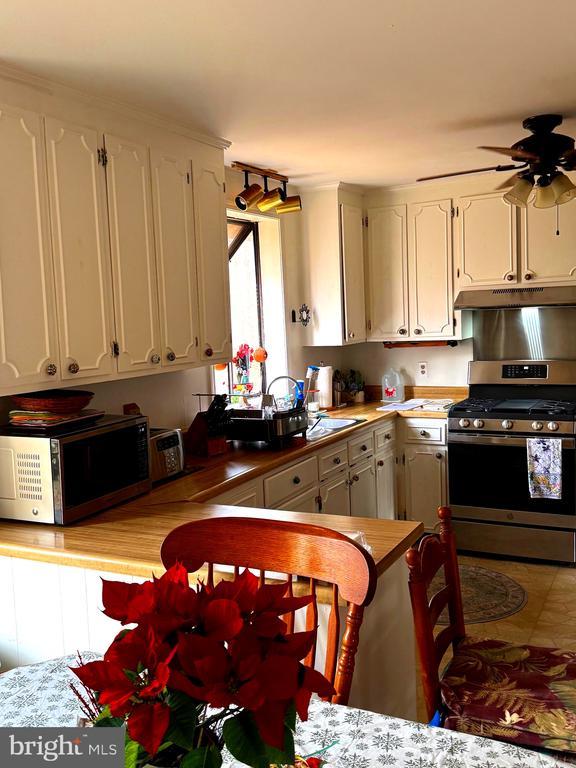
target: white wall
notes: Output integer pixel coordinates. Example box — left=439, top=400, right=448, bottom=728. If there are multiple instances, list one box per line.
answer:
left=342, top=339, right=472, bottom=388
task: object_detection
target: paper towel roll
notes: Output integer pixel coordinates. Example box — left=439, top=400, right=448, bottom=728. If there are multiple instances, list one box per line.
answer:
left=317, top=365, right=333, bottom=408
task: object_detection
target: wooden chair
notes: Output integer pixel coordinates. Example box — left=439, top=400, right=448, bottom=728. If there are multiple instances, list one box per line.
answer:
left=406, top=506, right=576, bottom=755
left=161, top=516, right=377, bottom=705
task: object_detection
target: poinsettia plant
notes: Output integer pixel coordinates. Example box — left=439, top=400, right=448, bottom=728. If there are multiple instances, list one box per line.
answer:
left=71, top=565, right=333, bottom=768
left=232, top=343, right=254, bottom=375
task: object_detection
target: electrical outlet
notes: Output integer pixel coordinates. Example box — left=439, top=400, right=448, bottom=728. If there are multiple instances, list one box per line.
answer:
left=418, top=361, right=428, bottom=379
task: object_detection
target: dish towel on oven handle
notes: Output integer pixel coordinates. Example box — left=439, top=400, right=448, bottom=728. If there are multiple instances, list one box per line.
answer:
left=526, top=437, right=562, bottom=500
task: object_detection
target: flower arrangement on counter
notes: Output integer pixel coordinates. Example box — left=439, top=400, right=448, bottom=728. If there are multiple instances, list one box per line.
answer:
left=232, top=343, right=254, bottom=376
left=71, top=564, right=333, bottom=768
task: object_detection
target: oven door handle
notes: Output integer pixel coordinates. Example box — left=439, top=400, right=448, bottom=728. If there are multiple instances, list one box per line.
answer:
left=448, top=433, right=576, bottom=449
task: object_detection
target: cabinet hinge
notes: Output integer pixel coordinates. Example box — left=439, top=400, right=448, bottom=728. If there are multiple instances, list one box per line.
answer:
left=98, top=148, right=108, bottom=167
left=363, top=216, right=368, bottom=227
left=186, top=171, right=191, bottom=184
left=111, top=340, right=120, bottom=357
left=315, top=494, right=323, bottom=512
left=367, top=319, right=372, bottom=331
left=453, top=317, right=457, bottom=328
left=402, top=453, right=405, bottom=466
left=195, top=336, right=199, bottom=347
left=451, top=206, right=455, bottom=218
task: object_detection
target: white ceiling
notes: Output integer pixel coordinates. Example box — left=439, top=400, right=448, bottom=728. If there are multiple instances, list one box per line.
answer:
left=2, top=0, right=576, bottom=187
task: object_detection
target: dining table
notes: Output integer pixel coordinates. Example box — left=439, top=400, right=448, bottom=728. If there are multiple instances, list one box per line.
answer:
left=0, top=654, right=573, bottom=768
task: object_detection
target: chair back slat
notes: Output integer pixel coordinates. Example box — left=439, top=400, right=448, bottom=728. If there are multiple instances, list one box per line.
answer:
left=161, top=516, right=377, bottom=705
left=283, top=576, right=295, bottom=633
left=324, top=584, right=340, bottom=686
left=405, top=507, right=465, bottom=722
left=234, top=565, right=240, bottom=578
left=305, top=578, right=318, bottom=668
left=259, top=569, right=266, bottom=588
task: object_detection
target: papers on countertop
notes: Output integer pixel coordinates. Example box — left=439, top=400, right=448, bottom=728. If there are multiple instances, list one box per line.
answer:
left=377, top=398, right=453, bottom=412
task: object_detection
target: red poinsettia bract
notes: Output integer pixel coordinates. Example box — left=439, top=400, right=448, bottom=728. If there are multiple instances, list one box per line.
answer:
left=72, top=566, right=335, bottom=761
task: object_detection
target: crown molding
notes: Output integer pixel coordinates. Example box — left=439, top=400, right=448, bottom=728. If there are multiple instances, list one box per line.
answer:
left=0, top=60, right=231, bottom=150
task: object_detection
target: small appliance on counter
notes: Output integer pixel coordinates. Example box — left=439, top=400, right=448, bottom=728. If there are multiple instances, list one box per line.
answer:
left=149, top=427, right=184, bottom=483
left=0, top=414, right=150, bottom=525
left=226, top=405, right=308, bottom=445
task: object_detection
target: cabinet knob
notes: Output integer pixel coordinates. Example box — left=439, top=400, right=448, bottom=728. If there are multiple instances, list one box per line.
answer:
left=385, top=433, right=392, bottom=440
left=348, top=330, right=355, bottom=339
left=361, top=444, right=368, bottom=451
left=377, top=459, right=384, bottom=467
left=205, top=346, right=214, bottom=358
left=419, top=430, right=428, bottom=437
left=352, top=474, right=359, bottom=482
left=506, top=274, right=514, bottom=281
left=435, top=452, right=443, bottom=460
left=399, top=328, right=407, bottom=335
left=46, top=363, right=57, bottom=376
left=333, top=457, right=341, bottom=465
left=68, top=361, right=79, bottom=374
left=292, top=476, right=301, bottom=485
left=524, top=273, right=533, bottom=281
left=166, top=351, right=176, bottom=362
left=414, top=328, right=422, bottom=335
left=150, top=353, right=161, bottom=365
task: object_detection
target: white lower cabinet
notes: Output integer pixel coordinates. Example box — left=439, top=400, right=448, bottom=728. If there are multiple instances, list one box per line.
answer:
left=350, top=458, right=378, bottom=518
left=404, top=444, right=446, bottom=530
left=375, top=451, right=396, bottom=520
left=277, top=486, right=320, bottom=513
left=320, top=472, right=351, bottom=516
left=209, top=479, right=264, bottom=508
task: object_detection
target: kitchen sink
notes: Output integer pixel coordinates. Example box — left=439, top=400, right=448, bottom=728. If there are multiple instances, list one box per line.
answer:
left=306, top=416, right=366, bottom=440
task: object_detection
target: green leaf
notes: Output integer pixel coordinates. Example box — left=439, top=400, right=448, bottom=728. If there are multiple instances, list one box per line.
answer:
left=181, top=746, right=223, bottom=768
left=165, top=690, right=201, bottom=750
left=223, top=711, right=294, bottom=768
left=93, top=705, right=124, bottom=728
left=124, top=736, right=140, bottom=768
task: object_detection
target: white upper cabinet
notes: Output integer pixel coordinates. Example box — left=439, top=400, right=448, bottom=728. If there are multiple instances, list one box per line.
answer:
left=299, top=185, right=366, bottom=346
left=454, top=191, right=518, bottom=288
left=521, top=204, right=576, bottom=284
left=340, top=203, right=366, bottom=344
left=151, top=149, right=199, bottom=369
left=0, top=104, right=60, bottom=389
left=408, top=199, right=454, bottom=338
left=45, top=118, right=115, bottom=381
left=105, top=134, right=161, bottom=373
left=193, top=157, right=232, bottom=362
left=366, top=205, right=409, bottom=340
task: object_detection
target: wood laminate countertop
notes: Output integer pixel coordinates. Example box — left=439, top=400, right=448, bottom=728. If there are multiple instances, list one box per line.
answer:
left=0, top=500, right=423, bottom=581
left=137, top=401, right=456, bottom=506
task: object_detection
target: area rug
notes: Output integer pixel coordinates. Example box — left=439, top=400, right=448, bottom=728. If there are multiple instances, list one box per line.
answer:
left=430, top=564, right=527, bottom=625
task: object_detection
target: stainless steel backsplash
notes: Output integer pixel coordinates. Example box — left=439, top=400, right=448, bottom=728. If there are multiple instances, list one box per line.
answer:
left=473, top=307, right=576, bottom=361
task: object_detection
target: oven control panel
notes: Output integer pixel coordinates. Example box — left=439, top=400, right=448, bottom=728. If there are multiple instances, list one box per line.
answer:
left=502, top=364, right=548, bottom=379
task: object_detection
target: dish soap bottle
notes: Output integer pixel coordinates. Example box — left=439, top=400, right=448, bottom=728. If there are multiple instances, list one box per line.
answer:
left=382, top=368, right=405, bottom=403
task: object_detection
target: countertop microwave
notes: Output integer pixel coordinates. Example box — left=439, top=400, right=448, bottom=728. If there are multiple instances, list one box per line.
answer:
left=0, top=414, right=151, bottom=525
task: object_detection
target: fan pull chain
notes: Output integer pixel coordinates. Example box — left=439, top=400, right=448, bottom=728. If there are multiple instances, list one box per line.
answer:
left=556, top=204, right=560, bottom=236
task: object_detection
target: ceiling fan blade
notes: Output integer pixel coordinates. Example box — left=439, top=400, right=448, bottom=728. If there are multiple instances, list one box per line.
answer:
left=416, top=163, right=521, bottom=182
left=561, top=148, right=576, bottom=170
left=494, top=173, right=520, bottom=190
left=479, top=145, right=540, bottom=162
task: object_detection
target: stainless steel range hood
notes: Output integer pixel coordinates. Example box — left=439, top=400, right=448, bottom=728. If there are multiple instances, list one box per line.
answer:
left=455, top=285, right=576, bottom=310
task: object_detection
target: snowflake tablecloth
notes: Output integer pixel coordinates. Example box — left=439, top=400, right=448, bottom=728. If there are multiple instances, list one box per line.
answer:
left=0, top=655, right=573, bottom=768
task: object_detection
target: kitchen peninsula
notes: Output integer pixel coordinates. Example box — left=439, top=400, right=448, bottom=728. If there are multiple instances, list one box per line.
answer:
left=0, top=495, right=422, bottom=721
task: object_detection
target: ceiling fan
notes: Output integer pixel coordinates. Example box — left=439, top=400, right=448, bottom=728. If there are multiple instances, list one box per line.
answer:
left=417, top=114, right=576, bottom=208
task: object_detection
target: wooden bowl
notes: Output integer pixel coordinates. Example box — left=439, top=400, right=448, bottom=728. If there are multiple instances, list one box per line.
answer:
left=11, top=389, right=94, bottom=414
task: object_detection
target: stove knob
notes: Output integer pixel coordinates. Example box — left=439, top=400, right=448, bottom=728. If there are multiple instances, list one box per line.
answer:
left=473, top=419, right=484, bottom=428
left=547, top=421, right=559, bottom=432
left=502, top=419, right=513, bottom=430
left=458, top=419, right=470, bottom=428
left=531, top=421, right=543, bottom=431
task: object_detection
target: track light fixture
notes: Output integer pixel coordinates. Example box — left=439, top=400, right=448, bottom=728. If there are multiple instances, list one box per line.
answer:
left=232, top=162, right=302, bottom=215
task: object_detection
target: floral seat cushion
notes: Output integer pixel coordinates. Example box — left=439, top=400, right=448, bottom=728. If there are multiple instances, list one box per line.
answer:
left=441, top=637, right=576, bottom=753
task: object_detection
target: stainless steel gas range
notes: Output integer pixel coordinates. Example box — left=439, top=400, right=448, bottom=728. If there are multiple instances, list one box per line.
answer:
left=448, top=360, right=576, bottom=563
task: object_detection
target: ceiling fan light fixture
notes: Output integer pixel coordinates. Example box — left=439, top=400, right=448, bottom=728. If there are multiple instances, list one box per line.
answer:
left=503, top=174, right=534, bottom=208
left=534, top=175, right=557, bottom=209
left=550, top=172, right=576, bottom=205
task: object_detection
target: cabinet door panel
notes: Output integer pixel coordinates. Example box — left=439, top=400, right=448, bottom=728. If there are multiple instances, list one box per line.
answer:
left=276, top=486, right=319, bottom=513
left=405, top=445, right=446, bottom=530
left=45, top=118, right=115, bottom=380
left=321, top=473, right=351, bottom=516
left=409, top=199, right=454, bottom=338
left=0, top=104, right=59, bottom=388
left=150, top=149, right=199, bottom=368
left=376, top=451, right=396, bottom=520
left=105, top=135, right=161, bottom=373
left=350, top=459, right=377, bottom=518
left=194, top=162, right=231, bottom=361
left=455, top=192, right=517, bottom=287
left=340, top=203, right=366, bottom=343
left=367, top=205, right=409, bottom=340
left=522, top=205, right=576, bottom=284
